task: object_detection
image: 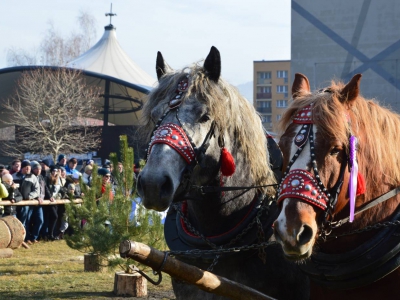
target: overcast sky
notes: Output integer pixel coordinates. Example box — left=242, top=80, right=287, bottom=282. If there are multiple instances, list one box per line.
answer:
left=0, top=0, right=290, bottom=86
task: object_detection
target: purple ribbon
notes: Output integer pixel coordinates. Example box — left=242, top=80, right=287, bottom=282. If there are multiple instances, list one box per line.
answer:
left=349, top=136, right=358, bottom=222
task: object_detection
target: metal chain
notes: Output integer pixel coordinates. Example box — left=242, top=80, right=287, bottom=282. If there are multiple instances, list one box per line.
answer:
left=324, top=220, right=400, bottom=240
left=168, top=241, right=279, bottom=257
left=256, top=215, right=267, bottom=263
left=171, top=197, right=273, bottom=271
left=207, top=254, right=221, bottom=272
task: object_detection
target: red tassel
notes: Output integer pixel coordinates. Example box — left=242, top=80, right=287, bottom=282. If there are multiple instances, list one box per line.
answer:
left=356, top=172, right=366, bottom=196
left=220, top=147, right=235, bottom=176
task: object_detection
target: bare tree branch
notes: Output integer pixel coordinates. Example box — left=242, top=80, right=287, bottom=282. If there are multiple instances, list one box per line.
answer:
left=1, top=68, right=102, bottom=160
left=6, top=47, right=39, bottom=66
left=6, top=11, right=97, bottom=67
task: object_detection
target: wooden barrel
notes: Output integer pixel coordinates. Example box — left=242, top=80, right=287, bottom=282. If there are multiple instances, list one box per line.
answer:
left=0, top=216, right=26, bottom=249
left=0, top=220, right=10, bottom=248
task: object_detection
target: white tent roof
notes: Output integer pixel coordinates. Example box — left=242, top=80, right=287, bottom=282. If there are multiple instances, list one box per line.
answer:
left=67, top=25, right=156, bottom=89
left=0, top=25, right=156, bottom=128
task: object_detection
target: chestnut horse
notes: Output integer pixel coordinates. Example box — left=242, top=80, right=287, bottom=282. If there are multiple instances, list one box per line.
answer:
left=137, top=47, right=309, bottom=299
left=274, top=73, right=400, bottom=299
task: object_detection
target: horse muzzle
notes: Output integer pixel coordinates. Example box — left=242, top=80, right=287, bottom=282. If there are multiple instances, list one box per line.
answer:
left=137, top=144, right=186, bottom=211
left=273, top=198, right=318, bottom=260
left=136, top=171, right=173, bottom=211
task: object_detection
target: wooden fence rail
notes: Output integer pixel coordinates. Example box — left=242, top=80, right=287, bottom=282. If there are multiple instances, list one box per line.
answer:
left=0, top=199, right=83, bottom=206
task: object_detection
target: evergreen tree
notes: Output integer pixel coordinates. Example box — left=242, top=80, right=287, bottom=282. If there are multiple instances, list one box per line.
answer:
left=65, top=135, right=165, bottom=272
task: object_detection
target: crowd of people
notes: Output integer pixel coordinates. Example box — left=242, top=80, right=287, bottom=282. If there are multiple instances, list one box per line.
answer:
left=0, top=154, right=125, bottom=244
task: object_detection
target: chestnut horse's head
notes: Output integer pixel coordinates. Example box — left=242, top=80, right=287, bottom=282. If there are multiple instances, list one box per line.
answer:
left=273, top=73, right=365, bottom=260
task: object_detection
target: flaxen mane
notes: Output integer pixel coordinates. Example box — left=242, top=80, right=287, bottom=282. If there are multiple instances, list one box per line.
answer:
left=142, top=63, right=275, bottom=192
left=279, top=79, right=400, bottom=194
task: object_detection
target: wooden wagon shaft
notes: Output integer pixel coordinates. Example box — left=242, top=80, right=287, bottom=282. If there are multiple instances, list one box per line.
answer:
left=119, top=240, right=277, bottom=300
left=0, top=199, right=83, bottom=206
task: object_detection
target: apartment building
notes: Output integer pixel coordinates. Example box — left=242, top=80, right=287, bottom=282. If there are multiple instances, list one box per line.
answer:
left=253, top=60, right=291, bottom=133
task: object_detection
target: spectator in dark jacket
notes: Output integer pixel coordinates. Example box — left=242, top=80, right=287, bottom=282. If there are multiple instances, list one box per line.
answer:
left=26, top=161, right=48, bottom=244
left=40, top=159, right=52, bottom=178
left=1, top=173, right=22, bottom=217
left=50, top=165, right=69, bottom=239
left=12, top=160, right=40, bottom=228
left=42, top=166, right=65, bottom=240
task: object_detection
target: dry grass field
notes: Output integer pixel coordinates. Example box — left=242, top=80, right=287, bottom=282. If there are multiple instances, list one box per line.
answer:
left=0, top=240, right=175, bottom=299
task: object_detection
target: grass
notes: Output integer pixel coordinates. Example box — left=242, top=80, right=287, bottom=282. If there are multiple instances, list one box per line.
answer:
left=0, top=240, right=175, bottom=299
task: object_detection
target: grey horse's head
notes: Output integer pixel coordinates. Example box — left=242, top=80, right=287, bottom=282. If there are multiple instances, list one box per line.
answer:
left=137, top=47, right=274, bottom=211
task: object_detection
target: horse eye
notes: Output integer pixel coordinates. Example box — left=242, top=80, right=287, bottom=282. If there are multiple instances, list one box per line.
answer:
left=150, top=110, right=158, bottom=123
left=330, top=147, right=341, bottom=156
left=199, top=114, right=210, bottom=123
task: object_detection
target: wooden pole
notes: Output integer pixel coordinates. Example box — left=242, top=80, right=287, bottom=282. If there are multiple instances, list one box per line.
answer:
left=119, top=240, right=276, bottom=300
left=0, top=199, right=83, bottom=206
left=21, top=242, right=30, bottom=249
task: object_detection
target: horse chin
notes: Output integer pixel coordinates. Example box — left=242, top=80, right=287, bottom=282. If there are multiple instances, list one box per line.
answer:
left=141, top=196, right=171, bottom=212
left=282, top=248, right=313, bottom=262
left=278, top=236, right=315, bottom=262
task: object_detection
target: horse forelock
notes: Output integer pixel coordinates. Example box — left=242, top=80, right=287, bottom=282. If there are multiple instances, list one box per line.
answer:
left=279, top=84, right=350, bottom=147
left=141, top=63, right=276, bottom=193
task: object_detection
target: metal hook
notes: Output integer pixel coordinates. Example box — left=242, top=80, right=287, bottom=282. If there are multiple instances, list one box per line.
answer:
left=129, top=264, right=163, bottom=285
left=128, top=252, right=169, bottom=286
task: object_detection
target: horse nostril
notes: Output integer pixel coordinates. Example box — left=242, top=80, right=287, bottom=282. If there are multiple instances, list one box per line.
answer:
left=297, top=224, right=314, bottom=245
left=160, top=175, right=174, bottom=199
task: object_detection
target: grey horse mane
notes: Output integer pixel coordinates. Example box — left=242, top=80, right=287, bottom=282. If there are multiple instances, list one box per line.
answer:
left=141, top=62, right=276, bottom=194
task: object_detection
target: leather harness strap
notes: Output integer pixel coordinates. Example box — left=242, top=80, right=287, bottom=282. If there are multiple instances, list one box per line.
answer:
left=300, top=206, right=400, bottom=290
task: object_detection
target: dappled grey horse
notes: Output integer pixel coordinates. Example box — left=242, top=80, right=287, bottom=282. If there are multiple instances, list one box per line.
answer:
left=137, top=47, right=309, bottom=300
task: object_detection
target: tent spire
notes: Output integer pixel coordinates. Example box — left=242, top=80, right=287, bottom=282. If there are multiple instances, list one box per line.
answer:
left=105, top=3, right=117, bottom=27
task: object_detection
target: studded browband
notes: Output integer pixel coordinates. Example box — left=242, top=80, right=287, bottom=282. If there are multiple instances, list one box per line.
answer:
left=146, top=75, right=217, bottom=175
left=148, top=123, right=196, bottom=164
left=146, top=75, right=196, bottom=163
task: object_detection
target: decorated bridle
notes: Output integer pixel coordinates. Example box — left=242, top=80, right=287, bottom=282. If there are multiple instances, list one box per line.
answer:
left=145, top=75, right=236, bottom=200
left=277, top=103, right=361, bottom=235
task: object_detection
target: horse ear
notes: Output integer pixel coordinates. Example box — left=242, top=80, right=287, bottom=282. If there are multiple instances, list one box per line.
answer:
left=340, top=74, right=362, bottom=103
left=156, top=51, right=172, bottom=80
left=292, top=73, right=311, bottom=99
left=203, top=46, right=221, bottom=82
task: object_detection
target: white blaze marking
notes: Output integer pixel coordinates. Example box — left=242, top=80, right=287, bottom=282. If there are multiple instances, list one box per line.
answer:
left=276, top=199, right=297, bottom=246
left=277, top=199, right=289, bottom=234
left=289, top=125, right=317, bottom=171
left=277, top=124, right=318, bottom=242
